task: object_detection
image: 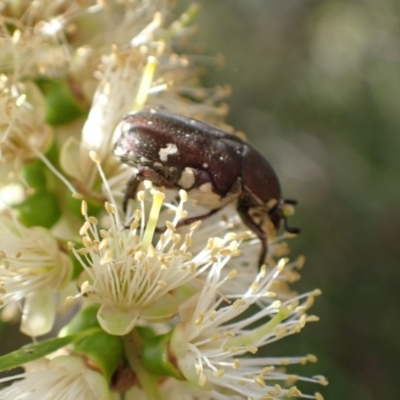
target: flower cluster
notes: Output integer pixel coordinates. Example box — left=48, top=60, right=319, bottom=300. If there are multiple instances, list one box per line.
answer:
left=0, top=1, right=326, bottom=399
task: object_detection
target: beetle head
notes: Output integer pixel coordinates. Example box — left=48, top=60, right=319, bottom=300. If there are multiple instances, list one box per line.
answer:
left=113, top=119, right=137, bottom=164
left=113, top=115, right=155, bottom=167
left=269, top=199, right=301, bottom=235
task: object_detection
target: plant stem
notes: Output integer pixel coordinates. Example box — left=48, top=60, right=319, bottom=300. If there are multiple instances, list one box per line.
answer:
left=123, top=330, right=163, bottom=400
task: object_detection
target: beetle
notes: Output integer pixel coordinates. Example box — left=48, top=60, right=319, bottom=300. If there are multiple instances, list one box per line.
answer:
left=113, top=108, right=300, bottom=266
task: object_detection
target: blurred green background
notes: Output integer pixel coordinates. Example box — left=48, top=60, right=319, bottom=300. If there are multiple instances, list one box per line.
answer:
left=176, top=0, right=400, bottom=398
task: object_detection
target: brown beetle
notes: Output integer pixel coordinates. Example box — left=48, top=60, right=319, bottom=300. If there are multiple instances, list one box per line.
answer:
left=114, top=108, right=300, bottom=266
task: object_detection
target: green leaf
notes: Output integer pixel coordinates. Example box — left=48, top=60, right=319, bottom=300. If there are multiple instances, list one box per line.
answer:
left=0, top=329, right=99, bottom=372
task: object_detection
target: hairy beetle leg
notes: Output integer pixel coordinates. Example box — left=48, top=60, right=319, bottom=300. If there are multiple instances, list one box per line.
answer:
left=237, top=204, right=268, bottom=268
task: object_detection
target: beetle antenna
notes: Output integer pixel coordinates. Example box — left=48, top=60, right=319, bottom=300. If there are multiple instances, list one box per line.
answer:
left=283, top=216, right=301, bottom=234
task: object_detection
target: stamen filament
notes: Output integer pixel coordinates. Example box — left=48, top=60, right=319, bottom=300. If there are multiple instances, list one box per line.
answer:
left=133, top=56, right=159, bottom=111
left=141, top=191, right=165, bottom=251
left=225, top=306, right=290, bottom=348
left=32, top=148, right=77, bottom=195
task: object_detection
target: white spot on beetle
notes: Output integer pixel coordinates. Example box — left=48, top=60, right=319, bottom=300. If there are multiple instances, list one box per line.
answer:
left=177, top=167, right=195, bottom=189
left=113, top=144, right=125, bottom=157
left=121, top=122, right=131, bottom=136
left=159, top=143, right=178, bottom=162
left=199, top=182, right=213, bottom=193
left=190, top=179, right=242, bottom=209
left=190, top=183, right=226, bottom=209
left=203, top=163, right=208, bottom=168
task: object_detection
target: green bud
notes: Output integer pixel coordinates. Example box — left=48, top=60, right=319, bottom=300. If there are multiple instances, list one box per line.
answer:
left=14, top=190, right=61, bottom=228
left=21, top=160, right=47, bottom=191
left=142, top=332, right=184, bottom=380
left=37, top=78, right=86, bottom=125
left=73, top=330, right=124, bottom=383
left=60, top=305, right=100, bottom=337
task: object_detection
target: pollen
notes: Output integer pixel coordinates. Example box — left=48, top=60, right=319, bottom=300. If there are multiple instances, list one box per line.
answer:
left=16, top=94, right=26, bottom=107
left=89, top=151, right=101, bottom=164
left=81, top=201, right=88, bottom=216
left=179, top=189, right=188, bottom=202
left=213, top=369, right=225, bottom=377
left=307, top=354, right=318, bottom=363
left=89, top=216, right=98, bottom=225
left=79, top=222, right=90, bottom=236
left=224, top=232, right=237, bottom=241
left=227, top=269, right=237, bottom=279
left=105, top=201, right=116, bottom=214
left=262, top=366, right=274, bottom=374
left=251, top=282, right=259, bottom=292
left=185, top=234, right=192, bottom=247
left=219, top=247, right=233, bottom=256
left=189, top=220, right=201, bottom=230
left=254, top=374, right=265, bottom=388
left=194, top=312, right=204, bottom=325
left=245, top=345, right=258, bottom=354
left=165, top=221, right=176, bottom=232
left=82, top=236, right=93, bottom=249
left=198, top=373, right=207, bottom=387
left=287, top=386, right=301, bottom=397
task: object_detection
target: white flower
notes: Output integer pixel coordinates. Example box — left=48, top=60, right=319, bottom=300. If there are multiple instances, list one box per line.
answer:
left=0, top=356, right=109, bottom=400
left=69, top=157, right=241, bottom=336
left=170, top=259, right=327, bottom=400
left=0, top=79, right=53, bottom=180
left=115, top=377, right=215, bottom=400
left=0, top=215, right=72, bottom=335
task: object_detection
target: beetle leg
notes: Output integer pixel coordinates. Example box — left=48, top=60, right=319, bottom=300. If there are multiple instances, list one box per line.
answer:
left=123, top=174, right=141, bottom=213
left=155, top=207, right=221, bottom=233
left=123, top=166, right=181, bottom=212
left=237, top=204, right=267, bottom=267
left=176, top=207, right=221, bottom=228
